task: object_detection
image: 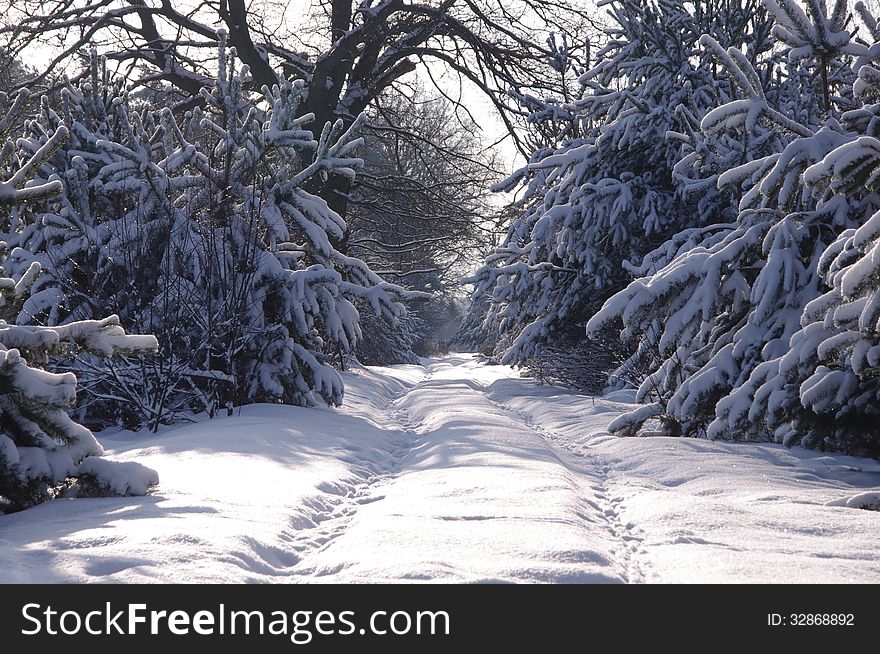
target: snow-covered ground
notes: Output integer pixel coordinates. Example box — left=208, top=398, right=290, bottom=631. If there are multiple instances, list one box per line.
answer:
left=1, top=354, right=878, bottom=583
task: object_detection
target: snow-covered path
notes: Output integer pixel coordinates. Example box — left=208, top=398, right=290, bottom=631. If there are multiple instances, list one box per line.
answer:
left=290, top=356, right=644, bottom=583
left=1, top=355, right=879, bottom=583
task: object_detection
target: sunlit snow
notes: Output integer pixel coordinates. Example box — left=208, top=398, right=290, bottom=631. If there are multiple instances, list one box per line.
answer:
left=2, top=355, right=878, bottom=583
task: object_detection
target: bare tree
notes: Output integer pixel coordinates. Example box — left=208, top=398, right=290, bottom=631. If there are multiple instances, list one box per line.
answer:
left=344, top=86, right=503, bottom=358
left=0, top=0, right=594, bottom=217
left=349, top=87, right=501, bottom=297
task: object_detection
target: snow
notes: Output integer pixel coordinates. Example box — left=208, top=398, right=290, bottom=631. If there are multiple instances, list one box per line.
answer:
left=1, top=355, right=878, bottom=583
left=826, top=491, right=880, bottom=510
left=76, top=458, right=159, bottom=496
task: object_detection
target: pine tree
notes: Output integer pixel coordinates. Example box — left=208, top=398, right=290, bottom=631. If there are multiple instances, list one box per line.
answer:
left=0, top=90, right=158, bottom=512
left=587, top=0, right=871, bottom=440
left=718, top=5, right=880, bottom=455
left=354, top=307, right=428, bottom=365
left=465, top=0, right=774, bottom=388
left=12, top=38, right=412, bottom=427
left=6, top=51, right=133, bottom=326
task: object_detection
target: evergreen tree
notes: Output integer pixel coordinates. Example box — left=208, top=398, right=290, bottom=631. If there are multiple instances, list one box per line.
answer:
left=587, top=0, right=874, bottom=442
left=11, top=38, right=412, bottom=428
left=0, top=90, right=157, bottom=512
left=718, top=4, right=880, bottom=455
left=465, top=0, right=773, bottom=389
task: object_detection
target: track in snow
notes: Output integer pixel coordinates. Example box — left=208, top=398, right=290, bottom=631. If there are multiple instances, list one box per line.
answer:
left=479, top=387, right=650, bottom=583
left=284, top=387, right=427, bottom=577
left=283, top=357, right=650, bottom=583
left=4, top=354, right=879, bottom=584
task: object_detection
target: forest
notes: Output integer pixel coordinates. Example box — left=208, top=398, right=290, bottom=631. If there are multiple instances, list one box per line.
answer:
left=1, top=0, right=879, bottom=532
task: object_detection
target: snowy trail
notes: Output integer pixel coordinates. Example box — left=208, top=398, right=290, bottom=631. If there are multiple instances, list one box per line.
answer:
left=282, top=384, right=426, bottom=577
left=290, top=357, right=636, bottom=582
left=479, top=389, right=650, bottom=583
left=1, top=355, right=879, bottom=583
left=430, top=359, right=651, bottom=582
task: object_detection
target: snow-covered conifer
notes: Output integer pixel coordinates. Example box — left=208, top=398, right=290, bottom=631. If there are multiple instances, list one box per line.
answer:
left=466, top=0, right=774, bottom=387
left=13, top=38, right=411, bottom=427
left=0, top=94, right=158, bottom=511
left=720, top=23, right=880, bottom=455
left=7, top=51, right=134, bottom=326
left=588, top=0, right=872, bottom=441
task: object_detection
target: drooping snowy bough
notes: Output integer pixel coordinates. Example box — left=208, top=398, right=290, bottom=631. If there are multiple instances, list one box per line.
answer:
left=0, top=91, right=158, bottom=512
left=9, top=39, right=413, bottom=428
left=589, top=0, right=880, bottom=456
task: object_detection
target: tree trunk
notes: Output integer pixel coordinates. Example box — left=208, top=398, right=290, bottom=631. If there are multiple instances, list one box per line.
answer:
left=331, top=0, right=353, bottom=42
left=821, top=56, right=830, bottom=115
left=301, top=1, right=356, bottom=221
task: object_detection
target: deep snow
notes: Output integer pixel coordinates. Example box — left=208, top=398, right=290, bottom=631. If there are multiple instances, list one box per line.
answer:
left=1, top=355, right=878, bottom=583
